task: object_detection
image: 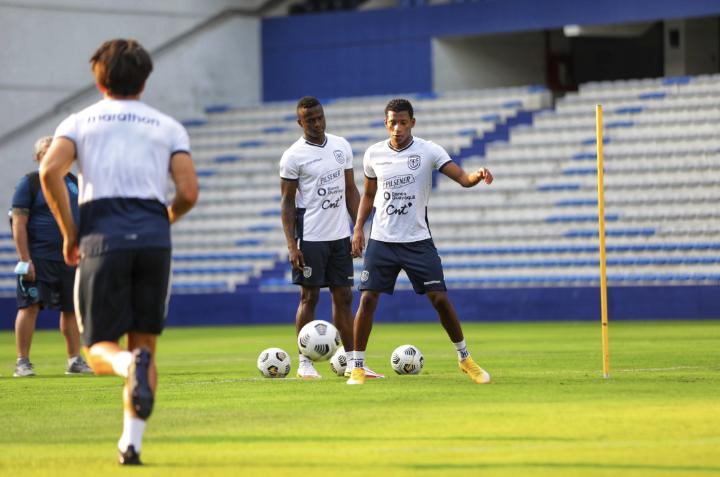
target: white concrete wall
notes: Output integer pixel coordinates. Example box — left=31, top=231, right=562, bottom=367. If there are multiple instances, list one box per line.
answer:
left=0, top=1, right=261, bottom=229
left=432, top=31, right=546, bottom=92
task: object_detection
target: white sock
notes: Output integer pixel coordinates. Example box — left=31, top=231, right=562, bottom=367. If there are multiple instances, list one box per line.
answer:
left=118, top=411, right=146, bottom=452
left=67, top=355, right=80, bottom=366
left=353, top=351, right=365, bottom=369
left=454, top=340, right=470, bottom=360
left=345, top=351, right=354, bottom=370
left=111, top=351, right=133, bottom=378
left=298, top=354, right=311, bottom=366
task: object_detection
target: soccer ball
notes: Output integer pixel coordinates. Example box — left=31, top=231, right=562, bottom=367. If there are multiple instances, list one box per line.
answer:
left=329, top=346, right=348, bottom=376
left=257, top=347, right=291, bottom=378
left=390, top=344, right=424, bottom=375
left=297, top=320, right=340, bottom=361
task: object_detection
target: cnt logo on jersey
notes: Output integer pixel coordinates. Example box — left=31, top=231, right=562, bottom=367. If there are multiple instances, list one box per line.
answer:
left=333, top=150, right=346, bottom=165
left=407, top=155, right=421, bottom=170
left=316, top=168, right=344, bottom=209
left=382, top=174, right=416, bottom=216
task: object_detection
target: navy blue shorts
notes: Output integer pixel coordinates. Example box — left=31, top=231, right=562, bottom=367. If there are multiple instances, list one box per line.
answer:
left=292, top=238, right=354, bottom=288
left=76, top=249, right=171, bottom=346
left=359, top=239, right=447, bottom=295
left=16, top=258, right=76, bottom=312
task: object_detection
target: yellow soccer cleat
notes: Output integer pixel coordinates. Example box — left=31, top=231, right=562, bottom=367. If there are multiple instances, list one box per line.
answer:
left=346, top=367, right=366, bottom=385
left=459, top=356, right=491, bottom=384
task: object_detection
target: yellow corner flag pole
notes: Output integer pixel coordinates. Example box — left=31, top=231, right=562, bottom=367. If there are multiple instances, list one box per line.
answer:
left=596, top=104, right=610, bottom=379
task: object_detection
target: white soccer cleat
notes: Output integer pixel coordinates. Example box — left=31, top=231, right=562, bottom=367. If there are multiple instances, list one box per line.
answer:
left=297, top=361, right=322, bottom=379
left=344, top=365, right=384, bottom=379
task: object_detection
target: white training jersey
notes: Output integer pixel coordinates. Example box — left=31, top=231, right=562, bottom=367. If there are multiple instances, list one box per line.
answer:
left=279, top=133, right=354, bottom=242
left=55, top=98, right=190, bottom=205
left=363, top=137, right=452, bottom=243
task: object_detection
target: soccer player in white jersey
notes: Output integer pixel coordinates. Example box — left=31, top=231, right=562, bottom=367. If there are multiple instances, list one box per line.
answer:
left=280, top=96, right=382, bottom=379
left=40, top=39, right=198, bottom=465
left=347, top=98, right=494, bottom=385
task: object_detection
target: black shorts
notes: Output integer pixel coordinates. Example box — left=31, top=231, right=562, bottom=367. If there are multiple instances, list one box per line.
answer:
left=359, top=238, right=447, bottom=295
left=76, top=248, right=171, bottom=346
left=16, top=258, right=76, bottom=312
left=292, top=238, right=354, bottom=288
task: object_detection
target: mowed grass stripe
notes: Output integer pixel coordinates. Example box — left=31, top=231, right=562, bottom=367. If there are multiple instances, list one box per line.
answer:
left=1, top=320, right=718, bottom=477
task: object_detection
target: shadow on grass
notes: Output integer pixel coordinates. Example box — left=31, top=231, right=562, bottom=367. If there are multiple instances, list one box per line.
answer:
left=409, top=462, right=720, bottom=473
left=157, top=434, right=579, bottom=444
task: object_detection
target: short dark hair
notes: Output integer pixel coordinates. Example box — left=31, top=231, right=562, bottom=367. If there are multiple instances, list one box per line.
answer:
left=296, top=96, right=321, bottom=111
left=90, top=39, right=153, bottom=97
left=385, top=98, right=414, bottom=118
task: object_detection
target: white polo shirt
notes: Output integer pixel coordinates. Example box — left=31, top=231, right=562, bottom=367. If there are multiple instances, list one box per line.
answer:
left=54, top=98, right=190, bottom=253
left=55, top=98, right=189, bottom=205
left=279, top=133, right=354, bottom=242
left=363, top=137, right=452, bottom=243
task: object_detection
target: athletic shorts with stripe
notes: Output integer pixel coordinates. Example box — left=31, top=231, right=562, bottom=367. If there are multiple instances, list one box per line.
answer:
left=292, top=238, right=354, bottom=288
left=358, top=238, right=447, bottom=295
left=75, top=248, right=171, bottom=346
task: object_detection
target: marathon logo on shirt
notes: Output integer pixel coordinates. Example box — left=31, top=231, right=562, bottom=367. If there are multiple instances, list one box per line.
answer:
left=383, top=174, right=415, bottom=190
left=317, top=168, right=343, bottom=187
left=86, top=113, right=160, bottom=127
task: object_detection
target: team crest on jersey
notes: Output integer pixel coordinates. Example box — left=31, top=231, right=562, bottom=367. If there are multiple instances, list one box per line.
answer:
left=408, top=155, right=421, bottom=170
left=303, top=266, right=313, bottom=278
left=360, top=271, right=369, bottom=282
left=333, top=150, right=346, bottom=165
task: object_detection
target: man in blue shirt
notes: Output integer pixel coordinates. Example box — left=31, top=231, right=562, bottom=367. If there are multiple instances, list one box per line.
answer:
left=11, top=135, right=92, bottom=377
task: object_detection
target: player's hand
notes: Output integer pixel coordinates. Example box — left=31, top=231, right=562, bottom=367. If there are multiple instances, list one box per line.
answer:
left=63, top=230, right=80, bottom=266
left=471, top=167, right=493, bottom=185
left=352, top=228, right=365, bottom=258
left=23, top=261, right=36, bottom=282
left=288, top=246, right=305, bottom=271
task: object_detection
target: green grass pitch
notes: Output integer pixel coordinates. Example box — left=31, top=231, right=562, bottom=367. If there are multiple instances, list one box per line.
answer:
left=1, top=320, right=719, bottom=477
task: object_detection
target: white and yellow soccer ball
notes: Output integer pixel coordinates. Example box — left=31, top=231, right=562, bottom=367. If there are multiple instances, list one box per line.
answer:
left=257, top=347, right=291, bottom=378
left=298, top=320, right=340, bottom=361
left=390, top=344, right=424, bottom=375
left=329, top=345, right=347, bottom=376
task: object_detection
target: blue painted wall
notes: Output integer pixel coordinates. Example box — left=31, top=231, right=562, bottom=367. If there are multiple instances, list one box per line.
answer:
left=2, top=285, right=717, bottom=331
left=262, top=0, right=720, bottom=100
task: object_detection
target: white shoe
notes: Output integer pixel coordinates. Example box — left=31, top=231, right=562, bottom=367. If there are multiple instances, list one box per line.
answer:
left=297, top=361, right=321, bottom=379
left=66, top=356, right=94, bottom=375
left=13, top=358, right=35, bottom=377
left=344, top=365, right=384, bottom=379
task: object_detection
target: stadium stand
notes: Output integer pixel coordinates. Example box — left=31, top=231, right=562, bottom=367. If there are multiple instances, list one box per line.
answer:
left=2, top=75, right=718, bottom=296
left=165, top=85, right=550, bottom=293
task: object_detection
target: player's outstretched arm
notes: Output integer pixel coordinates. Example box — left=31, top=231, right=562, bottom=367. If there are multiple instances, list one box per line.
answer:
left=39, top=137, right=79, bottom=266
left=352, top=177, right=376, bottom=258
left=280, top=178, right=304, bottom=270
left=441, top=161, right=493, bottom=188
left=168, top=152, right=199, bottom=224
